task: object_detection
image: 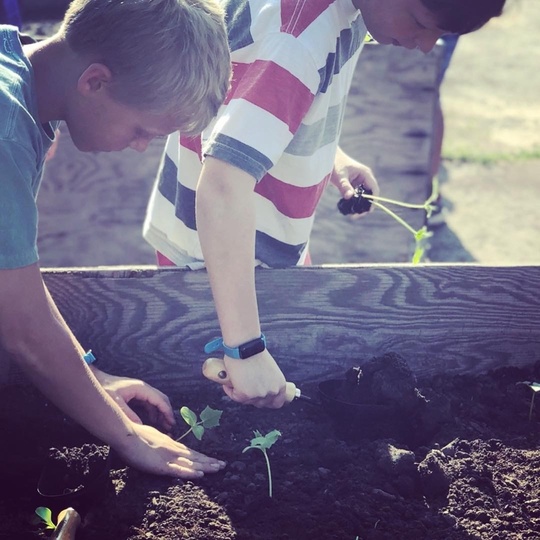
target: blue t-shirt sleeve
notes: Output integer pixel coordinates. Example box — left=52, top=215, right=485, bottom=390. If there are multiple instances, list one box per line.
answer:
left=0, top=139, right=39, bottom=269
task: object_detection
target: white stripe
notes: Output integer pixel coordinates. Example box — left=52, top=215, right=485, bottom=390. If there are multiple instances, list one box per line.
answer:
left=254, top=192, right=315, bottom=245
left=214, top=99, right=294, bottom=162
left=270, top=144, right=336, bottom=187
left=143, top=189, right=204, bottom=260
left=231, top=34, right=320, bottom=93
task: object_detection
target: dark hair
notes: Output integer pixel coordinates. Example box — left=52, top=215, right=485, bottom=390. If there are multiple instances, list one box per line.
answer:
left=421, top=0, right=506, bottom=34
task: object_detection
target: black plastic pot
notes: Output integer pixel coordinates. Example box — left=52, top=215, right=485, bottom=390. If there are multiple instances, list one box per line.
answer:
left=37, top=444, right=112, bottom=516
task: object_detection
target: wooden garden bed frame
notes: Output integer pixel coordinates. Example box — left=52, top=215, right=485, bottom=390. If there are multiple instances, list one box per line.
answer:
left=2, top=264, right=538, bottom=392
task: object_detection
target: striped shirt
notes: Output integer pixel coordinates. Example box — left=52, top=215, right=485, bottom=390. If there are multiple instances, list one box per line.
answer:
left=144, top=0, right=366, bottom=268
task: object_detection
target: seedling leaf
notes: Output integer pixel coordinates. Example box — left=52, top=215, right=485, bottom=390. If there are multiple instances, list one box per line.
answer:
left=180, top=406, right=198, bottom=427
left=200, top=406, right=223, bottom=428
left=192, top=424, right=205, bottom=440
left=35, top=507, right=55, bottom=529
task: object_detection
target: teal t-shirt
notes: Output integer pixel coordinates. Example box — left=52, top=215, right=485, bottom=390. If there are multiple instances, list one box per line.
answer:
left=0, top=25, right=58, bottom=269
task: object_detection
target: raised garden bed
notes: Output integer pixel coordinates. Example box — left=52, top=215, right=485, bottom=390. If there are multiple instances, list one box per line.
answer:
left=1, top=358, right=540, bottom=539
left=0, top=264, right=539, bottom=539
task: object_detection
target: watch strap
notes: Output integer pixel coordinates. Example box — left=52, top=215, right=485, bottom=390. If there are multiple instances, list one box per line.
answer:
left=204, top=334, right=266, bottom=360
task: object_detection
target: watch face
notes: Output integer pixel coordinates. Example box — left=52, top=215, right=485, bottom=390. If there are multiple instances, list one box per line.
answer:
left=239, top=337, right=266, bottom=359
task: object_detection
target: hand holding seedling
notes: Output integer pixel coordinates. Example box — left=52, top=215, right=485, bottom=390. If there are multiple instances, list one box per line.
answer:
left=243, top=429, right=281, bottom=497
left=177, top=405, right=222, bottom=441
left=337, top=180, right=439, bottom=264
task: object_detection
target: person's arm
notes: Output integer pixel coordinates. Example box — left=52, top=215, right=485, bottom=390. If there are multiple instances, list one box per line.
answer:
left=196, top=156, right=287, bottom=409
left=0, top=263, right=225, bottom=477
left=42, top=286, right=176, bottom=432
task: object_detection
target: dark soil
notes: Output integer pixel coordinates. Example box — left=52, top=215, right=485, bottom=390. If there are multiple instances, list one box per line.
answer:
left=1, top=355, right=540, bottom=540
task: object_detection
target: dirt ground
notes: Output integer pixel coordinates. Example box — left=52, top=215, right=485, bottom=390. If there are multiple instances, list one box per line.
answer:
left=1, top=356, right=539, bottom=540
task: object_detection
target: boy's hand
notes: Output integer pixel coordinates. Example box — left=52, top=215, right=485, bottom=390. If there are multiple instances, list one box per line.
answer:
left=330, top=147, right=380, bottom=216
left=90, top=367, right=175, bottom=432
left=220, top=349, right=288, bottom=408
left=116, top=422, right=226, bottom=478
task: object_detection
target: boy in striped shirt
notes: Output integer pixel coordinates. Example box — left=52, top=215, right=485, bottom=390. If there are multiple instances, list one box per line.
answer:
left=144, top=0, right=506, bottom=408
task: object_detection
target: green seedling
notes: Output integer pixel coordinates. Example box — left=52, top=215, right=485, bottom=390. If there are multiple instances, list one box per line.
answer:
left=362, top=182, right=438, bottom=264
left=516, top=381, right=540, bottom=421
left=243, top=429, right=281, bottom=498
left=176, top=405, right=222, bottom=441
left=339, top=177, right=440, bottom=264
left=35, top=506, right=69, bottom=531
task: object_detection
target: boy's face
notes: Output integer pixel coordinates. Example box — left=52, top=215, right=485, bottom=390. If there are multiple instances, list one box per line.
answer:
left=67, top=90, right=180, bottom=154
left=358, top=0, right=448, bottom=53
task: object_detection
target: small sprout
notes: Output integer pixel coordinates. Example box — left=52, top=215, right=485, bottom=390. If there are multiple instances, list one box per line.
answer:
left=177, top=405, right=222, bottom=441
left=516, top=381, right=540, bottom=421
left=243, top=429, right=281, bottom=498
left=35, top=506, right=69, bottom=531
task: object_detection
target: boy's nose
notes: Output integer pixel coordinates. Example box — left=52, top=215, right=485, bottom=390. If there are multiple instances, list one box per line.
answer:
left=129, top=138, right=150, bottom=153
left=416, top=35, right=439, bottom=54
left=416, top=31, right=443, bottom=54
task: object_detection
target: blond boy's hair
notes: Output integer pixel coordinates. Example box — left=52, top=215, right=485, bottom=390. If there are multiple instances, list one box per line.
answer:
left=61, top=0, right=231, bottom=135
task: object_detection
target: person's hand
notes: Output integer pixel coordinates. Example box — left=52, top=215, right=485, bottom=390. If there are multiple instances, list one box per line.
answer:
left=220, top=349, right=288, bottom=409
left=90, top=367, right=175, bottom=433
left=330, top=147, right=380, bottom=217
left=116, top=422, right=226, bottom=478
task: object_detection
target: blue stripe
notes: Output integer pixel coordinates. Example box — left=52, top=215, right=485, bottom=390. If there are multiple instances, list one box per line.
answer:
left=255, top=230, right=306, bottom=268
left=285, top=101, right=344, bottom=156
left=318, top=19, right=363, bottom=94
left=157, top=154, right=197, bottom=230
left=208, top=133, right=274, bottom=182
left=157, top=152, right=304, bottom=264
left=225, top=0, right=254, bottom=52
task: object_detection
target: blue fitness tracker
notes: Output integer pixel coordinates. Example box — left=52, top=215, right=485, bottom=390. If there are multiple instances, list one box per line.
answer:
left=204, top=334, right=266, bottom=360
left=83, top=350, right=97, bottom=365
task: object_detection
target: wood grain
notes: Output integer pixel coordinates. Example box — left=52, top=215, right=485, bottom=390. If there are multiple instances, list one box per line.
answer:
left=2, top=265, right=538, bottom=392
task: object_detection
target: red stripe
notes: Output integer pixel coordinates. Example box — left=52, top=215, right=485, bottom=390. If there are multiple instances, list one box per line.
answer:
left=180, top=135, right=202, bottom=158
left=280, top=0, right=334, bottom=37
left=227, top=60, right=313, bottom=133
left=255, top=173, right=330, bottom=219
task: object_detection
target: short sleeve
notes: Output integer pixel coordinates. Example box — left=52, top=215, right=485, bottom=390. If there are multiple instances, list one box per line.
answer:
left=0, top=139, right=39, bottom=269
left=204, top=35, right=319, bottom=181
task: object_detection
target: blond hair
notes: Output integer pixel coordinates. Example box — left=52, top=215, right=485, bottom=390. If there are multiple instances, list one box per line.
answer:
left=61, top=0, right=231, bottom=135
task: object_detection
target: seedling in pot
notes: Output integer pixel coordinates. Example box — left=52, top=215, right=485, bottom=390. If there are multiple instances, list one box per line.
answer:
left=176, top=405, right=222, bottom=441
left=243, top=429, right=281, bottom=498
left=337, top=180, right=439, bottom=264
left=516, top=381, right=540, bottom=421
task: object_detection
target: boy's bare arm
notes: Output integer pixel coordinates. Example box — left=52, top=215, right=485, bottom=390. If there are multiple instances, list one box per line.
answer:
left=196, top=156, right=288, bottom=408
left=0, top=263, right=224, bottom=477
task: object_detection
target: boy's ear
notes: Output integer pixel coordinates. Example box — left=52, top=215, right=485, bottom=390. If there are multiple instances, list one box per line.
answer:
left=77, top=63, right=113, bottom=95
